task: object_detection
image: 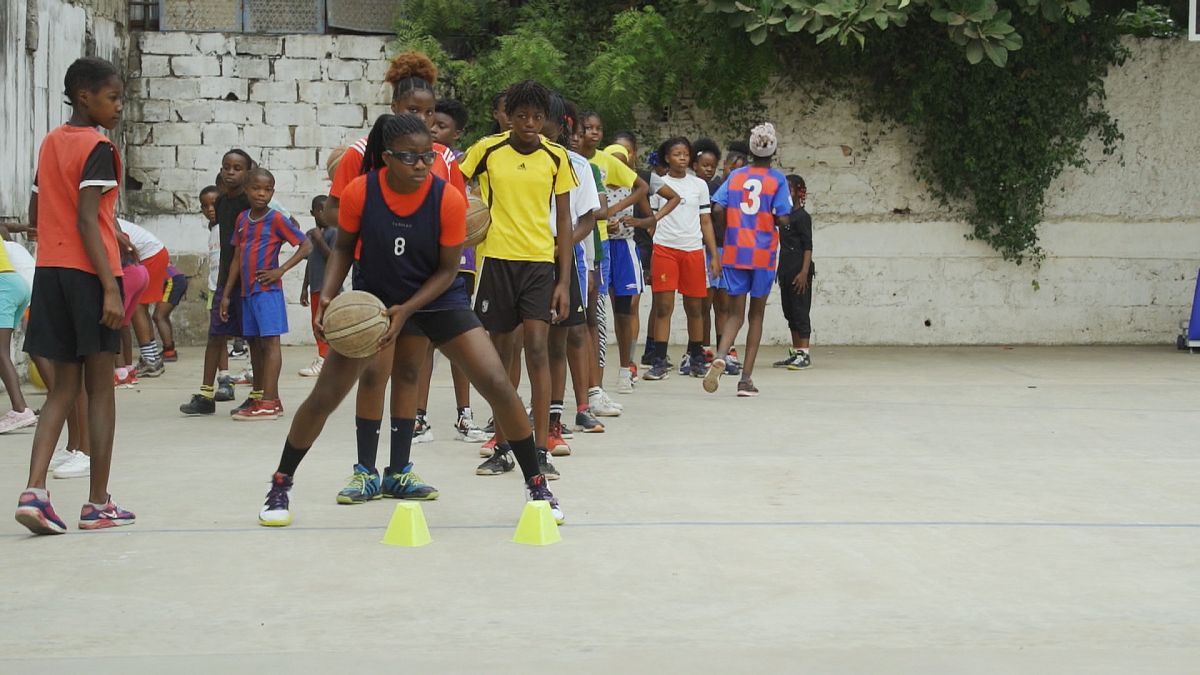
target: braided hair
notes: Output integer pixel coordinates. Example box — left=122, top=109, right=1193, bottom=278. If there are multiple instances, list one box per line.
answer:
left=361, top=113, right=433, bottom=173
left=63, top=57, right=119, bottom=106
left=385, top=52, right=437, bottom=102
left=546, top=92, right=574, bottom=147
left=503, top=80, right=550, bottom=117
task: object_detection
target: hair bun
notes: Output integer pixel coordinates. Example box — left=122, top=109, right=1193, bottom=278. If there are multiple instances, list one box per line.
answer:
left=385, top=52, right=437, bottom=86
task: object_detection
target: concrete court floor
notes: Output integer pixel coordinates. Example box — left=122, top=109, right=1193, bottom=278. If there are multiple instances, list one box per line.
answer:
left=0, top=345, right=1197, bottom=674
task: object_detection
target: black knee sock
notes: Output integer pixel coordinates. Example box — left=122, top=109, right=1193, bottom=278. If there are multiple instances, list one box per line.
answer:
left=277, top=440, right=310, bottom=477
left=655, top=340, right=669, bottom=360
left=389, top=417, right=416, bottom=472
left=509, top=434, right=539, bottom=481
left=643, top=337, right=655, bottom=356
left=355, top=417, right=381, bottom=470
left=687, top=341, right=703, bottom=359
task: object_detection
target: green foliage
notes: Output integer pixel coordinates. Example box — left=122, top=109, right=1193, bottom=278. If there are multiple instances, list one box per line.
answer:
left=1114, top=1, right=1182, bottom=36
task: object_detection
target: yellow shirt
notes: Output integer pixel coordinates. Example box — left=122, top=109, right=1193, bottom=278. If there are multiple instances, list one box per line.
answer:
left=0, top=242, right=13, bottom=274
left=587, top=149, right=639, bottom=243
left=460, top=131, right=579, bottom=263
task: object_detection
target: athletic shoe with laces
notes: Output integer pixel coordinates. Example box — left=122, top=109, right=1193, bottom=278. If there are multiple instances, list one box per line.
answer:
left=548, top=421, right=571, bottom=456
left=639, top=348, right=655, bottom=367
left=232, top=399, right=280, bottom=421
left=677, top=352, right=692, bottom=376
left=537, top=449, right=560, bottom=480
left=455, top=412, right=489, bottom=442
left=574, top=409, right=605, bottom=434
left=181, top=394, right=217, bottom=416
left=232, top=369, right=253, bottom=385
left=629, top=364, right=639, bottom=383
left=230, top=397, right=255, bottom=416
left=617, top=367, right=634, bottom=394
left=137, top=358, right=165, bottom=378
left=476, top=446, right=515, bottom=475
left=0, top=408, right=36, bottom=433
left=589, top=390, right=622, bottom=416
left=724, top=354, right=742, bottom=375
left=703, top=358, right=725, bottom=394
left=162, top=348, right=178, bottom=362
left=483, top=417, right=495, bottom=434
left=78, top=497, right=136, bottom=530
left=644, top=358, right=671, bottom=381
left=773, top=349, right=800, bottom=368
left=298, top=357, right=324, bottom=378
left=48, top=447, right=78, bottom=472
left=229, top=343, right=249, bottom=360
left=114, top=370, right=134, bottom=388
left=336, top=464, right=382, bottom=504
left=52, top=450, right=90, bottom=479
left=704, top=348, right=715, bottom=364
left=526, top=474, right=564, bottom=525
left=412, top=415, right=434, bottom=443
left=382, top=463, right=439, bottom=500
left=689, top=356, right=708, bottom=378
left=15, top=489, right=67, bottom=535
left=788, top=351, right=812, bottom=370
left=737, top=379, right=760, bottom=397
left=258, top=472, right=293, bottom=527
left=215, top=380, right=235, bottom=402
left=480, top=434, right=499, bottom=458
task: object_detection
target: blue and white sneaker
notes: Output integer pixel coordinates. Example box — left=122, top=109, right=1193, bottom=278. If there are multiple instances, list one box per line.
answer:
left=336, top=464, right=382, bottom=504
left=15, top=488, right=67, bottom=535
left=382, top=463, right=439, bottom=500
left=677, top=352, right=692, bottom=376
left=724, top=354, right=742, bottom=375
left=644, top=358, right=671, bottom=381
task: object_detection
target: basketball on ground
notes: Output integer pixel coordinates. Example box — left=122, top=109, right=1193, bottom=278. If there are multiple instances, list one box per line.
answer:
left=464, top=194, right=490, bottom=247
left=322, top=291, right=389, bottom=359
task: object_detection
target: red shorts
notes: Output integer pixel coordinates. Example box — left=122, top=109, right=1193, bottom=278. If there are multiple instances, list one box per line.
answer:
left=139, top=248, right=170, bottom=305
left=651, top=244, right=708, bottom=298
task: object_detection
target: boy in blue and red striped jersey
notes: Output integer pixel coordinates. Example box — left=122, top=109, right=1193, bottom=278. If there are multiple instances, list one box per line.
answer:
left=219, top=168, right=312, bottom=421
left=703, top=122, right=792, bottom=398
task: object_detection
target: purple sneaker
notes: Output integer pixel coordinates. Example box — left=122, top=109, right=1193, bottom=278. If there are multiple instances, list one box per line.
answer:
left=79, top=497, right=136, bottom=530
left=15, top=489, right=67, bottom=535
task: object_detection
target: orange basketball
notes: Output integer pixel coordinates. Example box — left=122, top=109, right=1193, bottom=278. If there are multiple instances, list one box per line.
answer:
left=464, top=194, right=490, bottom=247
left=322, top=291, right=389, bottom=359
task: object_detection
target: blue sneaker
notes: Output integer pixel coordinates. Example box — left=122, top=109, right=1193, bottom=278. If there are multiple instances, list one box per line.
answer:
left=15, top=489, right=67, bottom=535
left=382, top=464, right=439, bottom=500
left=677, top=352, right=691, bottom=376
left=336, top=464, right=382, bottom=504
left=78, top=497, right=136, bottom=530
left=724, top=354, right=742, bottom=375
left=644, top=358, right=671, bottom=381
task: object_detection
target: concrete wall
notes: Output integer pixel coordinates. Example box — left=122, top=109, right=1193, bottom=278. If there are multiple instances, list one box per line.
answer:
left=124, top=34, right=1200, bottom=346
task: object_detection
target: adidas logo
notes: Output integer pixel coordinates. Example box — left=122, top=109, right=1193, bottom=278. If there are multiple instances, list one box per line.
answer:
left=517, top=162, right=527, bottom=170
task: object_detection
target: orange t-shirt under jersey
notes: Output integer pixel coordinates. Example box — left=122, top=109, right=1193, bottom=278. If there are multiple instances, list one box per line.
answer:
left=339, top=169, right=466, bottom=247
left=32, top=125, right=124, bottom=276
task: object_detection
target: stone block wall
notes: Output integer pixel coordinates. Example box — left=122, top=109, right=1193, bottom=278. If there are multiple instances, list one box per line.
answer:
left=125, top=34, right=1200, bottom=346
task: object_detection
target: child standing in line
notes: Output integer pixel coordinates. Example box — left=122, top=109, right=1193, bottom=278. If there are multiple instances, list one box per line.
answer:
left=690, top=138, right=725, bottom=371
left=704, top=123, right=793, bottom=397
left=299, top=195, right=333, bottom=377
left=635, top=137, right=717, bottom=381
left=117, top=217, right=169, bottom=377
left=774, top=174, right=815, bottom=370
left=154, top=261, right=189, bottom=362
left=198, top=185, right=236, bottom=400
left=220, top=168, right=311, bottom=420
left=15, top=57, right=135, bottom=534
left=432, top=99, right=468, bottom=161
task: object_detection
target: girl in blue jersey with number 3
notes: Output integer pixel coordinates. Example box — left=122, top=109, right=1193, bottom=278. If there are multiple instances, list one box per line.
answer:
left=255, top=113, right=563, bottom=528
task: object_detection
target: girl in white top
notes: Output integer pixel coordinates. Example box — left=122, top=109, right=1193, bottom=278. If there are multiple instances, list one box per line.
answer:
left=627, top=137, right=718, bottom=380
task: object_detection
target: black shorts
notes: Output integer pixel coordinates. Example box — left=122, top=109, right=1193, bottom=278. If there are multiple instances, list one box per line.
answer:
left=401, top=309, right=482, bottom=345
left=163, top=274, right=188, bottom=306
left=474, top=259, right=555, bottom=333
left=25, top=267, right=122, bottom=362
left=209, top=292, right=242, bottom=337
left=459, top=271, right=475, bottom=297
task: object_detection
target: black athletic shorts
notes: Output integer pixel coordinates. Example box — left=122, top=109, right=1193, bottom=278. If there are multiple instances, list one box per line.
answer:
left=556, top=252, right=586, bottom=328
left=25, top=267, right=123, bottom=362
left=401, top=308, right=482, bottom=345
left=474, top=259, right=555, bottom=333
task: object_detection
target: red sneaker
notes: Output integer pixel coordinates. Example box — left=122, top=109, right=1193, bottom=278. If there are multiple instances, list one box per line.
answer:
left=480, top=434, right=498, bottom=458
left=548, top=421, right=571, bottom=457
left=232, top=399, right=281, bottom=421
left=161, top=348, right=178, bottom=362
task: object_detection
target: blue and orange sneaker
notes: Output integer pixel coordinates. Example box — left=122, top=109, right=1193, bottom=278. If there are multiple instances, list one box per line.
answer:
left=382, top=464, right=439, bottom=500
left=336, top=464, right=382, bottom=504
left=78, top=497, right=135, bottom=530
left=15, top=489, right=67, bottom=535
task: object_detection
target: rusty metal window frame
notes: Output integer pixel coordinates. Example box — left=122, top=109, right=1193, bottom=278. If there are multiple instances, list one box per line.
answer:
left=155, top=0, right=327, bottom=33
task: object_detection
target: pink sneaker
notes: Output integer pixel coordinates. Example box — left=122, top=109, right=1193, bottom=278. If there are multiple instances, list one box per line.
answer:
left=15, top=489, right=67, bottom=535
left=78, top=498, right=136, bottom=530
left=0, top=408, right=37, bottom=433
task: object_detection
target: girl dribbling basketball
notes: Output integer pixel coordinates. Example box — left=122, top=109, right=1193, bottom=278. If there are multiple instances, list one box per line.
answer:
left=257, top=113, right=562, bottom=527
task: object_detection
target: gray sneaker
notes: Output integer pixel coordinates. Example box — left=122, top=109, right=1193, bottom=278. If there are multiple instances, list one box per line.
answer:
left=138, top=358, right=165, bottom=378
left=788, top=351, right=812, bottom=370
left=773, top=349, right=799, bottom=368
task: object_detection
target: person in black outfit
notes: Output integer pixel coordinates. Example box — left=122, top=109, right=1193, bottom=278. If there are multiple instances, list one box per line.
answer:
left=774, top=174, right=815, bottom=370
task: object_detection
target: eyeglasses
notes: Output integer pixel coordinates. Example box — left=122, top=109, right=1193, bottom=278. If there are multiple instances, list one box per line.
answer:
left=384, top=150, right=438, bottom=166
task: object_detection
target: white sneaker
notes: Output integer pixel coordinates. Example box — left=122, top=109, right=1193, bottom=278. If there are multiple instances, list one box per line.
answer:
left=413, top=416, right=434, bottom=444
left=0, top=408, right=37, bottom=433
left=298, top=357, right=324, bottom=378
left=617, top=368, right=634, bottom=394
left=589, top=391, right=622, bottom=417
left=48, top=447, right=77, bottom=472
left=455, top=413, right=489, bottom=442
left=52, top=451, right=91, bottom=479
left=601, top=390, right=623, bottom=411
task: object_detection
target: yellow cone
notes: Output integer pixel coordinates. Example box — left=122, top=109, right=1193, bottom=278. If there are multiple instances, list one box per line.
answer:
left=512, top=501, right=561, bottom=546
left=380, top=502, right=431, bottom=547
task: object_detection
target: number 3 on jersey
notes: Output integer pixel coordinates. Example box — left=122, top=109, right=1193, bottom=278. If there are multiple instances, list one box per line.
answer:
left=394, top=237, right=406, bottom=256
left=739, top=178, right=763, bottom=215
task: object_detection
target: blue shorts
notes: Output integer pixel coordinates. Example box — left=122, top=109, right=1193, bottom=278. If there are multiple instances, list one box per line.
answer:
left=242, top=290, right=289, bottom=337
left=209, top=293, right=242, bottom=337
left=574, top=242, right=588, bottom=299
left=708, top=248, right=727, bottom=291
left=0, top=272, right=31, bottom=330
left=598, top=252, right=611, bottom=296
left=722, top=267, right=776, bottom=299
left=606, top=239, right=644, bottom=297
